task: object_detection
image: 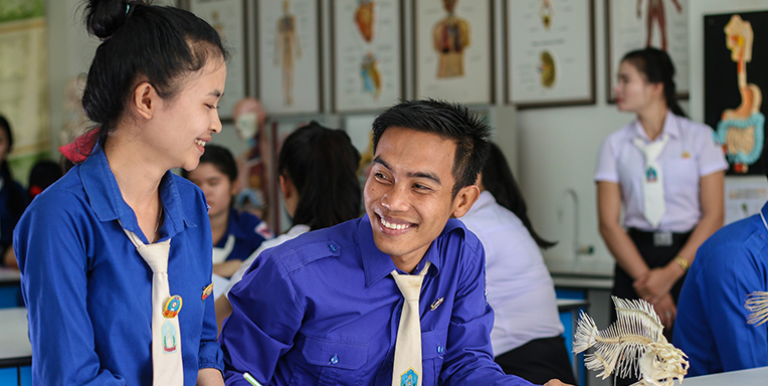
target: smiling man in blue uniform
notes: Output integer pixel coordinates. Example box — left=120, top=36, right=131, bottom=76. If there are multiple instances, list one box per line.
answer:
left=219, top=100, right=572, bottom=386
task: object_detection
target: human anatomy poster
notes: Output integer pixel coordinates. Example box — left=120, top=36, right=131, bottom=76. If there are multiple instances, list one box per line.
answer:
left=506, top=0, right=594, bottom=108
left=606, top=0, right=688, bottom=102
left=413, top=0, right=492, bottom=105
left=257, top=0, right=321, bottom=114
left=332, top=0, right=403, bottom=113
left=705, top=11, right=768, bottom=176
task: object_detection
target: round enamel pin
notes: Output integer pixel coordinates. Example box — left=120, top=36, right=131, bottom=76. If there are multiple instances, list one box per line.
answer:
left=163, top=295, right=183, bottom=318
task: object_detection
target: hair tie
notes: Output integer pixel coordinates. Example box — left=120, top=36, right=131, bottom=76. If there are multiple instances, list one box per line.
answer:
left=126, top=3, right=131, bottom=15
left=59, top=129, right=101, bottom=164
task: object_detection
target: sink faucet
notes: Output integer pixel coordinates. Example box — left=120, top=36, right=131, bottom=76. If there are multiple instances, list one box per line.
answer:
left=558, top=189, right=594, bottom=269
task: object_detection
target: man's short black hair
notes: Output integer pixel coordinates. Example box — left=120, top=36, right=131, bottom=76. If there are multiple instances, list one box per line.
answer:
left=372, top=99, right=491, bottom=197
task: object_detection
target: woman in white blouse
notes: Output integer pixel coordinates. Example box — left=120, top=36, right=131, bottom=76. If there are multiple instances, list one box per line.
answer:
left=460, top=143, right=574, bottom=385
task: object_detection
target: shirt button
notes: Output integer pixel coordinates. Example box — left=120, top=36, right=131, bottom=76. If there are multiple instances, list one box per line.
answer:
left=437, top=345, right=444, bottom=354
left=329, top=244, right=337, bottom=252
left=330, top=355, right=339, bottom=364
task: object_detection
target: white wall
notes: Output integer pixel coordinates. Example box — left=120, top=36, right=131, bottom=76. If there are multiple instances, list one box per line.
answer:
left=44, top=0, right=768, bottom=271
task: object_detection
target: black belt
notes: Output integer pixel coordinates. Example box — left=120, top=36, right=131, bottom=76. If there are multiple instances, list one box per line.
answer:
left=627, top=228, right=692, bottom=248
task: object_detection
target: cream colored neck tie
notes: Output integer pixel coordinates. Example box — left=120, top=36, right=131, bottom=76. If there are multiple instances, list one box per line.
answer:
left=391, top=261, right=431, bottom=386
left=123, top=229, right=184, bottom=386
left=633, top=134, right=670, bottom=228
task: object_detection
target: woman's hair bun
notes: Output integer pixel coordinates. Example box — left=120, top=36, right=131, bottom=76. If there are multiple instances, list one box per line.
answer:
left=84, top=0, right=131, bottom=39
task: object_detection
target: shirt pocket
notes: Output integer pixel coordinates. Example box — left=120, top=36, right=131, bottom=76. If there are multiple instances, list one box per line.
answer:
left=300, top=336, right=368, bottom=386
left=664, top=158, right=698, bottom=193
left=420, top=328, right=448, bottom=386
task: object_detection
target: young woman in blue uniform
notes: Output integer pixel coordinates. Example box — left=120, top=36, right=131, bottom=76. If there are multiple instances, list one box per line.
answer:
left=183, top=145, right=272, bottom=278
left=14, top=1, right=229, bottom=385
left=0, top=115, right=30, bottom=269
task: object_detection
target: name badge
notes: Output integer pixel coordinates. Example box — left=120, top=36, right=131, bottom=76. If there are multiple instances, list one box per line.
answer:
left=653, top=231, right=673, bottom=247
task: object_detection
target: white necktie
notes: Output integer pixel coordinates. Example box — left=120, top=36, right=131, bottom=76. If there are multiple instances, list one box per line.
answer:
left=391, top=261, right=431, bottom=386
left=633, top=134, right=670, bottom=228
left=123, top=229, right=184, bottom=386
left=212, top=234, right=236, bottom=264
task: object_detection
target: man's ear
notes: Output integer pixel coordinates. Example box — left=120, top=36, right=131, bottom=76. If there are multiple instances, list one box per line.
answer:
left=132, top=81, right=156, bottom=120
left=451, top=184, right=480, bottom=218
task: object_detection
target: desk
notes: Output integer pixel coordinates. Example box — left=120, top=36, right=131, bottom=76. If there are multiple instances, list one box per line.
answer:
left=0, top=308, right=30, bottom=369
left=557, top=298, right=589, bottom=384
left=675, top=366, right=768, bottom=386
left=0, top=269, right=20, bottom=286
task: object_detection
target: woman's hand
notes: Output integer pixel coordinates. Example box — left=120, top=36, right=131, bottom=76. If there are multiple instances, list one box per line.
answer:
left=653, top=293, right=677, bottom=330
left=633, top=264, right=681, bottom=304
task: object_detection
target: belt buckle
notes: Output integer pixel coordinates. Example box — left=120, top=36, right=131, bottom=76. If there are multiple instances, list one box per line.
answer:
left=653, top=231, right=673, bottom=247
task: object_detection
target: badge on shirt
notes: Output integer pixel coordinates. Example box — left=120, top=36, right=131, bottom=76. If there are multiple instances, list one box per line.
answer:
left=645, top=166, right=658, bottom=183
left=161, top=320, right=178, bottom=354
left=681, top=151, right=690, bottom=159
left=202, top=283, right=214, bottom=300
left=162, top=295, right=182, bottom=318
left=430, top=297, right=444, bottom=311
left=400, top=368, right=418, bottom=386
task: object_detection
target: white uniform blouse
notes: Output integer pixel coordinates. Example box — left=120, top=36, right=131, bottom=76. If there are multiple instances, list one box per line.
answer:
left=460, top=191, right=564, bottom=356
left=595, top=111, right=727, bottom=232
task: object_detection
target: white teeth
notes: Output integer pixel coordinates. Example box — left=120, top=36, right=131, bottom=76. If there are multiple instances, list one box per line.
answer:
left=195, top=139, right=206, bottom=147
left=381, top=217, right=409, bottom=230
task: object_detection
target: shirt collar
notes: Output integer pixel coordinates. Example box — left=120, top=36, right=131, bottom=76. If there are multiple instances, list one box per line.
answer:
left=760, top=202, right=768, bottom=232
left=79, top=143, right=195, bottom=242
left=358, top=213, right=447, bottom=287
left=632, top=110, right=680, bottom=142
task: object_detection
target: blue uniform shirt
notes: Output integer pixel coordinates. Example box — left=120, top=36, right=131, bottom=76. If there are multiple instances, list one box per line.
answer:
left=673, top=201, right=768, bottom=376
left=14, top=146, right=223, bottom=386
left=220, top=215, right=533, bottom=386
left=215, top=208, right=271, bottom=262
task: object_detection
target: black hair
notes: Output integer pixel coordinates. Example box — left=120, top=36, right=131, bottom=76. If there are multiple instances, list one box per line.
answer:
left=622, top=47, right=687, bottom=117
left=0, top=116, right=28, bottom=224
left=28, top=160, right=64, bottom=198
left=278, top=121, right=361, bottom=231
left=81, top=0, right=229, bottom=141
left=181, top=144, right=237, bottom=183
left=372, top=99, right=491, bottom=197
left=482, top=143, right=556, bottom=249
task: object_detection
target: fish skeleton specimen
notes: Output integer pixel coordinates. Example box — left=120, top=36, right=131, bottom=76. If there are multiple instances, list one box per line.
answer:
left=746, top=291, right=768, bottom=326
left=573, top=296, right=689, bottom=386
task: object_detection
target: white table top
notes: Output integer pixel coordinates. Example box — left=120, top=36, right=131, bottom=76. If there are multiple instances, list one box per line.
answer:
left=0, top=307, right=31, bottom=367
left=675, top=366, right=768, bottom=386
left=0, top=268, right=20, bottom=285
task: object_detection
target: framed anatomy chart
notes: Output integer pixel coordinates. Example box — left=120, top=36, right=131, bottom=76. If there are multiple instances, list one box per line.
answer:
left=189, top=0, right=248, bottom=120
left=256, top=0, right=322, bottom=115
left=506, top=0, right=595, bottom=108
left=331, top=0, right=403, bottom=113
left=413, top=0, right=493, bottom=105
left=606, top=0, right=689, bottom=103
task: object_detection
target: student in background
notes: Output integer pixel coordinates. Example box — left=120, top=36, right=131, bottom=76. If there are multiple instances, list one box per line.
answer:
left=3, top=159, right=63, bottom=269
left=183, top=144, right=272, bottom=279
left=460, top=143, right=575, bottom=385
left=215, top=121, right=361, bottom=332
left=14, top=1, right=228, bottom=384
left=0, top=115, right=30, bottom=269
left=595, top=47, right=726, bottom=383
left=28, top=160, right=64, bottom=199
